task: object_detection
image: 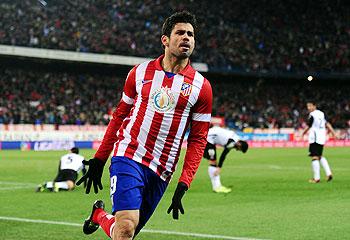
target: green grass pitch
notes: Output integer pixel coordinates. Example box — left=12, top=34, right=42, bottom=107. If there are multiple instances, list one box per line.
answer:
left=0, top=147, right=349, bottom=240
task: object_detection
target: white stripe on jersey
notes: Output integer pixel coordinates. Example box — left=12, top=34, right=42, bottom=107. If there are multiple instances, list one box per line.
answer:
left=149, top=74, right=185, bottom=172
left=133, top=70, right=166, bottom=164
left=115, top=61, right=150, bottom=157
left=165, top=72, right=205, bottom=175
left=192, top=113, right=211, bottom=122
left=122, top=93, right=134, bottom=105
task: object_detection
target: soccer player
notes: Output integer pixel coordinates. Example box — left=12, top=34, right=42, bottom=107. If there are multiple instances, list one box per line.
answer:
left=203, top=125, right=248, bottom=193
left=36, top=147, right=86, bottom=192
left=302, top=101, right=337, bottom=183
left=77, top=11, right=212, bottom=240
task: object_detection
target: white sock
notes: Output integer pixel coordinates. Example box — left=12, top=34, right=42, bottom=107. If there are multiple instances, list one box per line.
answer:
left=320, top=157, right=332, bottom=176
left=312, top=160, right=320, bottom=180
left=208, top=166, right=221, bottom=189
left=46, top=182, right=53, bottom=188
left=55, top=181, right=69, bottom=190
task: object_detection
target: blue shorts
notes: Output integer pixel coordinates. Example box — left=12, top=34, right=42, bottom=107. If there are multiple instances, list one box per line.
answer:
left=109, top=156, right=168, bottom=234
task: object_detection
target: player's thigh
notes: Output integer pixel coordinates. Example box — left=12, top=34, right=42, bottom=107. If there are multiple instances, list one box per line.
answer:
left=135, top=167, right=168, bottom=235
left=308, top=143, right=323, bottom=158
left=110, top=157, right=144, bottom=213
left=66, top=180, right=75, bottom=190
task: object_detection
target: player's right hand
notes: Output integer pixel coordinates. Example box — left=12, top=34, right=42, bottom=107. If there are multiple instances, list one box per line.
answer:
left=76, top=158, right=105, bottom=194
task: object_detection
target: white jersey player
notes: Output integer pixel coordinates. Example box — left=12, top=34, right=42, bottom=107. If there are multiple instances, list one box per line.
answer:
left=302, top=102, right=336, bottom=183
left=36, top=147, right=86, bottom=192
left=203, top=125, right=248, bottom=193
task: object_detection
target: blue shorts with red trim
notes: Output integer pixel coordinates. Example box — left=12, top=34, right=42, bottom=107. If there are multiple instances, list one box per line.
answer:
left=109, top=156, right=168, bottom=234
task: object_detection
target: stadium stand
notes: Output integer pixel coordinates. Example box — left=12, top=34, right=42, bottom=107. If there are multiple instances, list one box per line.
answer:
left=1, top=64, right=349, bottom=129
left=0, top=0, right=349, bottom=73
left=0, top=65, right=122, bottom=125
left=0, top=1, right=349, bottom=130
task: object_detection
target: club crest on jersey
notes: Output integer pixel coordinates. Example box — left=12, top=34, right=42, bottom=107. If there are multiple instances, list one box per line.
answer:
left=150, top=86, right=175, bottom=113
left=180, top=82, right=192, bottom=97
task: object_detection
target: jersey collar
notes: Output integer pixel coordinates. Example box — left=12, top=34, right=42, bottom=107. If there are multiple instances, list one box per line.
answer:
left=154, top=55, right=196, bottom=78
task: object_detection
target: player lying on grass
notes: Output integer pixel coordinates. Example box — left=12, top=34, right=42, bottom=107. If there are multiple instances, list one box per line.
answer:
left=36, top=147, right=86, bottom=192
left=203, top=125, right=248, bottom=193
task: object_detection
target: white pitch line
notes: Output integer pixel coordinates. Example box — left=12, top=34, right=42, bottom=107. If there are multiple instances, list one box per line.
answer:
left=141, top=229, right=268, bottom=240
left=0, top=181, right=37, bottom=186
left=0, top=186, right=35, bottom=191
left=0, top=216, right=269, bottom=240
left=0, top=181, right=37, bottom=191
left=268, top=165, right=282, bottom=170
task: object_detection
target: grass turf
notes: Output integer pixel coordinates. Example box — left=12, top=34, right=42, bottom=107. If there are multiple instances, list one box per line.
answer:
left=0, top=147, right=349, bottom=240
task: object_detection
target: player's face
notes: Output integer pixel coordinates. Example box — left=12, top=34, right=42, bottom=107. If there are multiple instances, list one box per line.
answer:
left=306, top=103, right=316, bottom=112
left=164, top=23, right=195, bottom=59
left=235, top=142, right=242, bottom=151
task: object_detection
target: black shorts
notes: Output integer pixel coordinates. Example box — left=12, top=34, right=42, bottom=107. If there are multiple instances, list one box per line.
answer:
left=308, top=143, right=324, bottom=157
left=203, top=142, right=217, bottom=160
left=54, top=169, right=78, bottom=182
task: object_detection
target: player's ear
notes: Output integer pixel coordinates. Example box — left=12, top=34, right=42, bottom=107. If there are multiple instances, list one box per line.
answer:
left=161, top=35, right=169, bottom=48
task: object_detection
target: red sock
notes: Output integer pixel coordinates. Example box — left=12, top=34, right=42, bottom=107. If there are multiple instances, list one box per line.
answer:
left=92, top=209, right=115, bottom=238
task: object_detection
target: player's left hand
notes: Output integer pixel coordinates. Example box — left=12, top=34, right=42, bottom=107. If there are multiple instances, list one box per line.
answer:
left=167, top=182, right=188, bottom=220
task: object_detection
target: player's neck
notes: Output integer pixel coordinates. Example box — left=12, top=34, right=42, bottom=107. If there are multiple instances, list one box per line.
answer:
left=161, top=53, right=189, bottom=74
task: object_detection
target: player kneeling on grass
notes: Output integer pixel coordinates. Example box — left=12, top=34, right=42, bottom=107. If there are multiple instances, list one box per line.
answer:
left=36, top=147, right=86, bottom=192
left=203, top=125, right=248, bottom=193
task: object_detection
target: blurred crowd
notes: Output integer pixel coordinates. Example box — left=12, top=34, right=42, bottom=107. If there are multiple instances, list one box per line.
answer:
left=212, top=79, right=350, bottom=129
left=1, top=67, right=349, bottom=129
left=0, top=68, right=122, bottom=125
left=0, top=0, right=349, bottom=73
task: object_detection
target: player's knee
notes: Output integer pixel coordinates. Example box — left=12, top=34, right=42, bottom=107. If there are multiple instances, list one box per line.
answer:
left=67, top=181, right=75, bottom=190
left=209, top=160, right=217, bottom=166
left=114, top=218, right=137, bottom=239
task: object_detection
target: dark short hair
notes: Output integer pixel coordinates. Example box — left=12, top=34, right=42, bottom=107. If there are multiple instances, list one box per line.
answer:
left=162, top=11, right=197, bottom=37
left=307, top=101, right=316, bottom=106
left=71, top=147, right=79, bottom=154
left=238, top=140, right=249, bottom=153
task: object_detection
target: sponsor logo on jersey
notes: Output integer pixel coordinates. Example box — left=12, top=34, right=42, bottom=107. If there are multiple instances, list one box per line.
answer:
left=180, top=82, right=192, bottom=97
left=150, top=86, right=175, bottom=113
left=142, top=79, right=152, bottom=84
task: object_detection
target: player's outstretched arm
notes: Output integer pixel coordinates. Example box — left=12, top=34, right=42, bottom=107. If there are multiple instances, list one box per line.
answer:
left=167, top=182, right=188, bottom=220
left=76, top=158, right=105, bottom=194
left=301, top=127, right=310, bottom=137
left=78, top=67, right=137, bottom=194
left=326, top=122, right=337, bottom=138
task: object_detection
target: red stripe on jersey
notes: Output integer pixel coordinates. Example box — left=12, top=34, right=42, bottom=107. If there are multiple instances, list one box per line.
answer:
left=141, top=76, right=176, bottom=168
left=113, top=61, right=155, bottom=158
left=125, top=62, right=156, bottom=160
left=156, top=75, right=196, bottom=176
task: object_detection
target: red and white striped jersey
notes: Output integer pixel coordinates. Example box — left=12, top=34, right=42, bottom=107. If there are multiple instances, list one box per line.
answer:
left=95, top=55, right=212, bottom=187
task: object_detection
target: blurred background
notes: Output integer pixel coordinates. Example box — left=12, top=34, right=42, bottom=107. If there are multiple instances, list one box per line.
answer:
left=1, top=1, right=350, bottom=240
left=0, top=0, right=349, bottom=149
